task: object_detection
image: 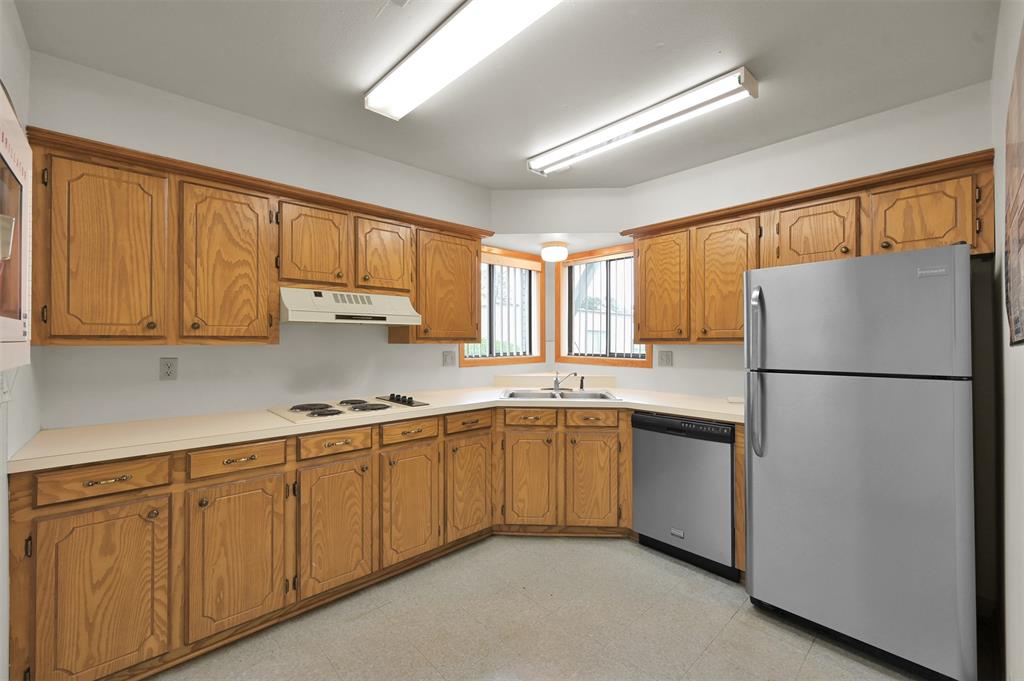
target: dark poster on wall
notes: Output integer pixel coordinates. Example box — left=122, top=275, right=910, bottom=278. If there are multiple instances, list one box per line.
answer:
left=1006, top=22, right=1024, bottom=344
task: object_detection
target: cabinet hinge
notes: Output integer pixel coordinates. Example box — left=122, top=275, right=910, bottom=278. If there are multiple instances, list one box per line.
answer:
left=40, top=305, right=47, bottom=325
left=618, top=440, right=622, bottom=453
left=23, top=667, right=30, bottom=681
left=284, top=578, right=290, bottom=594
left=292, top=480, right=299, bottom=497
left=501, top=439, right=505, bottom=450
left=617, top=505, right=622, bottom=520
left=292, top=575, right=298, bottom=591
left=284, top=481, right=290, bottom=498
left=269, top=313, right=274, bottom=328
left=24, top=535, right=32, bottom=558
left=757, top=225, right=763, bottom=238
left=775, top=245, right=780, bottom=258
left=775, top=223, right=780, bottom=234
left=41, top=168, right=49, bottom=186
left=975, top=186, right=982, bottom=202
left=275, top=210, right=280, bottom=224
left=500, top=504, right=506, bottom=518
left=274, top=254, right=280, bottom=269
left=975, top=217, right=982, bottom=234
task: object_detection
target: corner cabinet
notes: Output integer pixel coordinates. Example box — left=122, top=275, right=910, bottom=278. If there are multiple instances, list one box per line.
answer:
left=635, top=232, right=689, bottom=342
left=691, top=217, right=758, bottom=342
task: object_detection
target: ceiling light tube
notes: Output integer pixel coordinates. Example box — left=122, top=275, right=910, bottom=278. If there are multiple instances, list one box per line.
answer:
left=365, top=0, right=561, bottom=121
left=528, top=67, right=758, bottom=175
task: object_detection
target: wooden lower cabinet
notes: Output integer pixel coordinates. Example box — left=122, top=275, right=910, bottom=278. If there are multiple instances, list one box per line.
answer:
left=187, top=473, right=289, bottom=642
left=298, top=453, right=376, bottom=599
left=504, top=429, right=559, bottom=525
left=564, top=431, right=619, bottom=527
left=380, top=440, right=443, bottom=567
left=33, top=497, right=171, bottom=681
left=445, top=433, right=491, bottom=542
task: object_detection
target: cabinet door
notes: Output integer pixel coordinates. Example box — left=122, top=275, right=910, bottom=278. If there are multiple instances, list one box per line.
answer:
left=298, top=453, right=375, bottom=599
left=181, top=183, right=272, bottom=338
left=279, top=202, right=353, bottom=286
left=869, top=176, right=975, bottom=254
left=504, top=429, right=558, bottom=525
left=445, top=433, right=491, bottom=542
left=49, top=157, right=169, bottom=338
left=565, top=431, right=619, bottom=527
left=416, top=230, right=480, bottom=340
left=777, top=198, right=859, bottom=265
left=380, top=440, right=442, bottom=567
left=355, top=216, right=413, bottom=292
left=187, top=474, right=287, bottom=642
left=35, top=497, right=170, bottom=681
left=691, top=217, right=758, bottom=342
left=635, top=232, right=688, bottom=341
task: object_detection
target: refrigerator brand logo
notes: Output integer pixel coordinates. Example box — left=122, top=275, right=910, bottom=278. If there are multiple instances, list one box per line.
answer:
left=916, top=266, right=949, bottom=278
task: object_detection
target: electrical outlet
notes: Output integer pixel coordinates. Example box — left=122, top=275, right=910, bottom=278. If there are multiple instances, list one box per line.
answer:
left=442, top=350, right=457, bottom=367
left=658, top=350, right=674, bottom=367
left=159, top=357, right=178, bottom=381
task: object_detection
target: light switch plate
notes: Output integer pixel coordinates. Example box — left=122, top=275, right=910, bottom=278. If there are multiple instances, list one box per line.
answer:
left=159, top=357, right=178, bottom=380
left=442, top=350, right=457, bottom=367
left=658, top=350, right=673, bottom=367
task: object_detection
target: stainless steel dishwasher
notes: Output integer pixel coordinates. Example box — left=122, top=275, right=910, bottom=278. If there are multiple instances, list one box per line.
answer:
left=632, top=412, right=738, bottom=580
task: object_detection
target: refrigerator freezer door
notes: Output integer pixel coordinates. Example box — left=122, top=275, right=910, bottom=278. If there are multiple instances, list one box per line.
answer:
left=746, top=372, right=976, bottom=681
left=745, top=245, right=972, bottom=377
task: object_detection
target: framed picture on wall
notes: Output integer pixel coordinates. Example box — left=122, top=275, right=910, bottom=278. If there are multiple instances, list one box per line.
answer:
left=0, top=78, right=31, bottom=369
left=1006, top=20, right=1024, bottom=345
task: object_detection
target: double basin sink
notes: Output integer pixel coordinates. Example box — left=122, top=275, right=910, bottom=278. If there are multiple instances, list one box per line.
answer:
left=499, top=389, right=620, bottom=400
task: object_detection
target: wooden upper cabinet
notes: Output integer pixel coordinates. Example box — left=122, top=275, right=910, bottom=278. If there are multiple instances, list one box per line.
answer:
left=416, top=230, right=480, bottom=341
left=777, top=198, right=859, bottom=265
left=869, top=176, right=976, bottom=254
left=380, top=440, right=442, bottom=567
left=445, top=433, right=491, bottom=542
left=504, top=429, right=558, bottom=526
left=181, top=183, right=273, bottom=339
left=298, top=453, right=376, bottom=599
left=691, top=217, right=758, bottom=342
left=48, top=157, right=169, bottom=338
left=187, top=473, right=288, bottom=642
left=34, top=497, right=170, bottom=681
left=355, top=216, right=413, bottom=292
left=279, top=202, right=353, bottom=286
left=565, top=431, right=619, bottom=527
left=635, top=232, right=688, bottom=341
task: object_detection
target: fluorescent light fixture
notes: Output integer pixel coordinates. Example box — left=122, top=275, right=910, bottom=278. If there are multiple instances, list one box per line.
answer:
left=540, top=241, right=568, bottom=262
left=365, top=0, right=561, bottom=121
left=528, top=67, right=758, bottom=175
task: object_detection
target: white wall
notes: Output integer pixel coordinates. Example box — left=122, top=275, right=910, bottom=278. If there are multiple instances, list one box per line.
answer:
left=990, top=3, right=1024, bottom=678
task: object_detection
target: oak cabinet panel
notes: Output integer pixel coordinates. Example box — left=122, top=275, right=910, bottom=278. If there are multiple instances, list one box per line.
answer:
left=298, top=453, right=376, bottom=599
left=181, top=183, right=272, bottom=339
left=34, top=456, right=171, bottom=507
left=565, top=431, right=619, bottom=527
left=869, top=176, right=975, bottom=254
left=777, top=198, right=859, bottom=265
left=380, top=440, right=442, bottom=567
left=635, top=232, right=688, bottom=341
left=691, top=218, right=758, bottom=342
left=49, top=157, right=169, bottom=338
left=279, top=202, right=353, bottom=286
left=187, top=474, right=288, bottom=642
left=415, top=230, right=480, bottom=340
left=355, top=216, right=413, bottom=292
left=34, top=497, right=170, bottom=681
left=445, top=433, right=491, bottom=542
left=504, top=429, right=558, bottom=525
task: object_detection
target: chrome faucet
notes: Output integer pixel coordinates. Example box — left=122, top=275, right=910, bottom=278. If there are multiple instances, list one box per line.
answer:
left=552, top=371, right=578, bottom=391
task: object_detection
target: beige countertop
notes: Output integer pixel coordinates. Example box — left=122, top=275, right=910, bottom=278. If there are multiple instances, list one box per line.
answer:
left=8, top=387, right=744, bottom=474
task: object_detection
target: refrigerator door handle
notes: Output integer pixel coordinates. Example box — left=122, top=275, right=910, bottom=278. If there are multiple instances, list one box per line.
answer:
left=749, top=286, right=763, bottom=370
left=749, top=372, right=764, bottom=457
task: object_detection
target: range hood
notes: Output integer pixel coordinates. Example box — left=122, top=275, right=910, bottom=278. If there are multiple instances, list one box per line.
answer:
left=280, top=287, right=421, bottom=326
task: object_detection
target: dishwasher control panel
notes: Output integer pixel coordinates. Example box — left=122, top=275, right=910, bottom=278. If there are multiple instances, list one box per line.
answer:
left=632, top=412, right=734, bottom=443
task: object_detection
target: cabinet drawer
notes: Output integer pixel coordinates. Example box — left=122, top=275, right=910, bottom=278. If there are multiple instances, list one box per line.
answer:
left=380, top=417, right=440, bottom=446
left=299, top=427, right=373, bottom=460
left=565, top=409, right=619, bottom=427
left=188, top=439, right=287, bottom=480
left=445, top=409, right=493, bottom=434
left=504, top=408, right=557, bottom=427
left=35, top=456, right=171, bottom=507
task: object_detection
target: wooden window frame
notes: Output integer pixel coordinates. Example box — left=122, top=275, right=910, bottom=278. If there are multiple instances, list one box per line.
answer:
left=556, top=244, right=653, bottom=368
left=460, top=246, right=547, bottom=367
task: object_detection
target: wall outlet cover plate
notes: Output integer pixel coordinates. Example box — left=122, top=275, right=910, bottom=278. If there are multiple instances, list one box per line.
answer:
left=657, top=350, right=673, bottom=367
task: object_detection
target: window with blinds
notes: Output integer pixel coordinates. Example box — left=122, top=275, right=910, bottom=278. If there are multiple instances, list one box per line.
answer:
left=566, top=255, right=645, bottom=359
left=464, top=262, right=537, bottom=359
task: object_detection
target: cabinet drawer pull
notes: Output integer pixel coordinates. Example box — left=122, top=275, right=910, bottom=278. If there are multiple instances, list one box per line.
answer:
left=147, top=509, right=160, bottom=520
left=222, top=454, right=258, bottom=466
left=462, top=419, right=480, bottom=426
left=400, top=427, right=424, bottom=436
left=198, top=498, right=210, bottom=508
left=582, top=416, right=601, bottom=421
left=83, top=474, right=132, bottom=488
left=523, top=415, right=540, bottom=421
left=839, top=245, right=850, bottom=254
left=325, top=439, right=352, bottom=448
left=880, top=240, right=892, bottom=249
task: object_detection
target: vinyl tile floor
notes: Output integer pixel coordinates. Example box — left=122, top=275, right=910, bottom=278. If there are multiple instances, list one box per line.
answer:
left=155, top=537, right=925, bottom=681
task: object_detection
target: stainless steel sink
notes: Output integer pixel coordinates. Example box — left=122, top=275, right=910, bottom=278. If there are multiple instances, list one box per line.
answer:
left=556, top=390, right=620, bottom=400
left=499, top=389, right=619, bottom=400
left=500, top=390, right=560, bottom=399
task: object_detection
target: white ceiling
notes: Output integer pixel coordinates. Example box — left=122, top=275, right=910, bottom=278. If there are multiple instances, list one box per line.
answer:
left=16, top=0, right=999, bottom=190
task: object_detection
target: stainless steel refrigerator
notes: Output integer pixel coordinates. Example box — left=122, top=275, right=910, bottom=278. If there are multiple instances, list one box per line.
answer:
left=744, top=245, right=977, bottom=681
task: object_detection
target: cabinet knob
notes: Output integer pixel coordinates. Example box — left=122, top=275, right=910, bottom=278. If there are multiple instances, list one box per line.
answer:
left=676, top=328, right=683, bottom=335
left=423, top=327, right=430, bottom=334
left=336, top=272, right=344, bottom=278
left=147, top=509, right=160, bottom=519
left=839, top=246, right=850, bottom=254
left=880, top=240, right=892, bottom=249
left=545, top=438, right=552, bottom=445
left=570, top=438, right=577, bottom=445
left=360, top=464, right=369, bottom=473
left=146, top=321, right=157, bottom=329
left=362, top=274, right=371, bottom=281
left=191, top=322, right=201, bottom=330
left=701, top=327, right=708, bottom=335
left=198, top=498, right=209, bottom=508
left=452, top=446, right=459, bottom=454
left=388, top=459, right=396, bottom=467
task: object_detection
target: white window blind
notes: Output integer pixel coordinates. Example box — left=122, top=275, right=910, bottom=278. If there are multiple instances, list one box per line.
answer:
left=566, top=255, right=644, bottom=359
left=464, top=263, right=535, bottom=358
